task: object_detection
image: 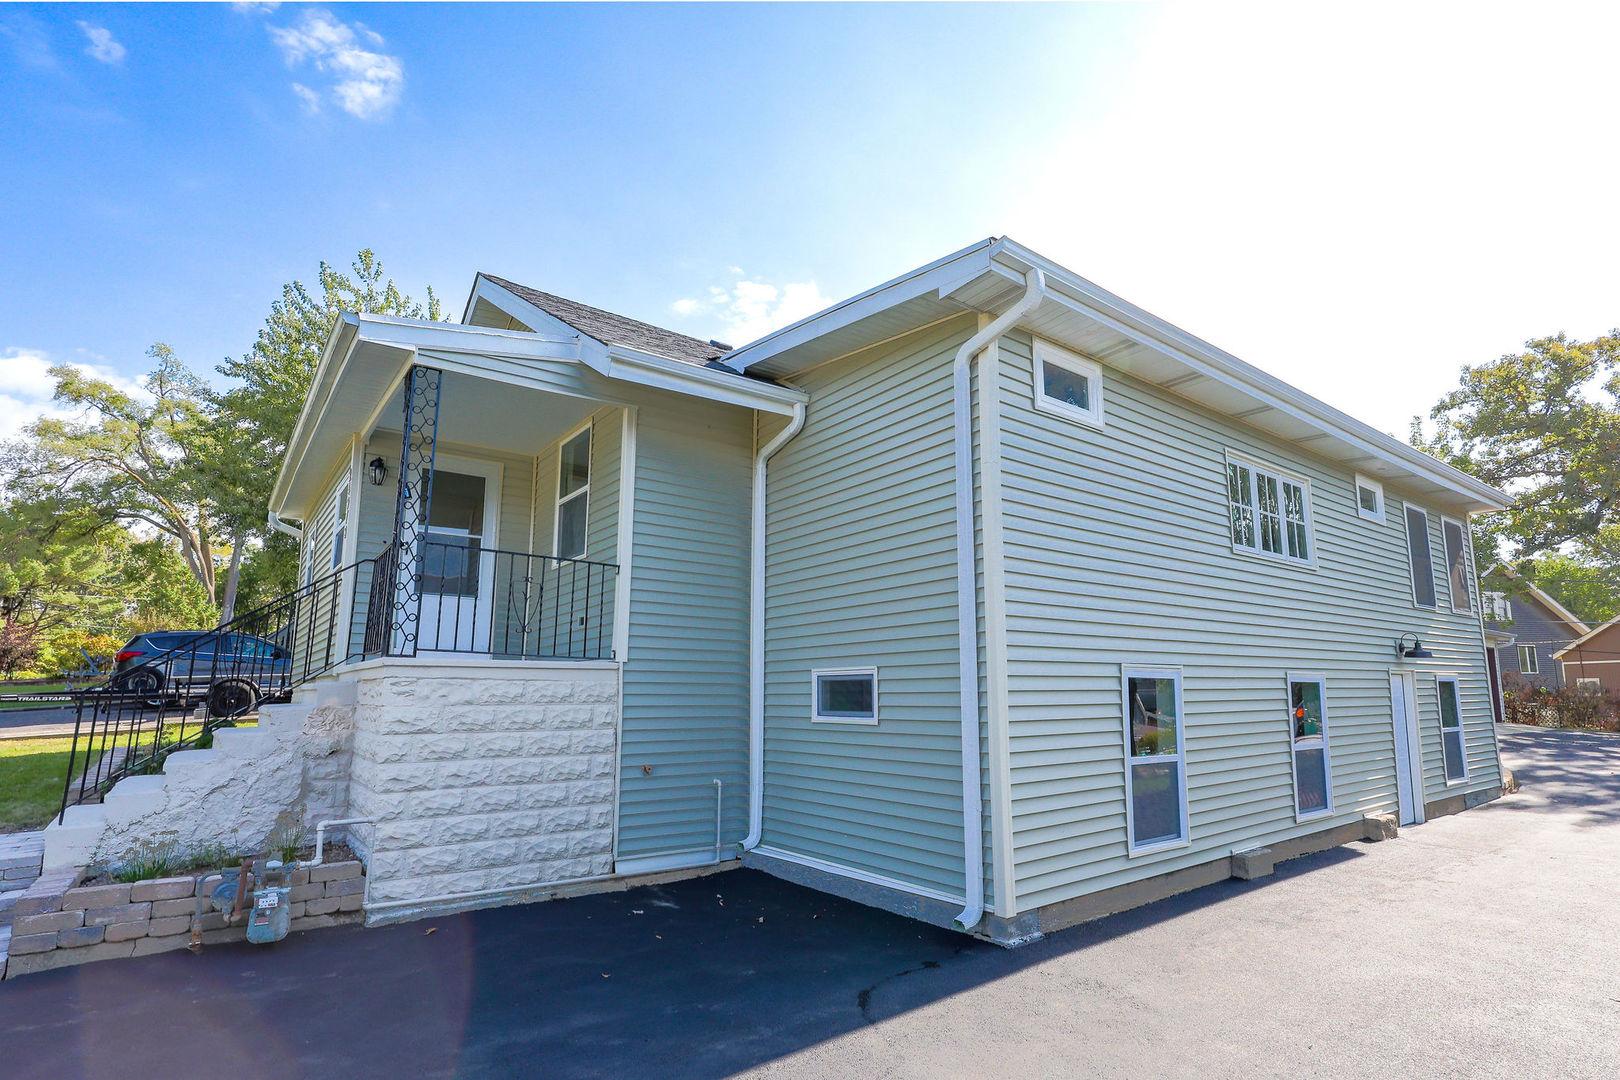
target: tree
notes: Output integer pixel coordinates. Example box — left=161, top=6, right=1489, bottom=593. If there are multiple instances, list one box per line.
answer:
left=1419, top=331, right=1620, bottom=565
left=210, top=250, right=442, bottom=613
left=1520, top=552, right=1620, bottom=626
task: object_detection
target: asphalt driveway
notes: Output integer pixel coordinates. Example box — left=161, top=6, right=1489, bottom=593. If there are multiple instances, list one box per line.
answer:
left=1, top=724, right=1616, bottom=1080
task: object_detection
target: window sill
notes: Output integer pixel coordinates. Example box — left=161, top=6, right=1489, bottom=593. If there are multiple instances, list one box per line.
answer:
left=1033, top=396, right=1105, bottom=431
left=1295, top=806, right=1335, bottom=824
left=810, top=716, right=879, bottom=727
left=1229, top=542, right=1317, bottom=572
left=1126, top=836, right=1190, bottom=859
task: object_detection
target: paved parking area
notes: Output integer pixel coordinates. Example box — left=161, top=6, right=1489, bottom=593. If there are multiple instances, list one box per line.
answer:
left=1, top=724, right=1616, bottom=1080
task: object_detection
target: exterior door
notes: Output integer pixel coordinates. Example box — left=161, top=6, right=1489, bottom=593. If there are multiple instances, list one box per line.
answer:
left=1388, top=671, right=1424, bottom=825
left=417, top=468, right=496, bottom=653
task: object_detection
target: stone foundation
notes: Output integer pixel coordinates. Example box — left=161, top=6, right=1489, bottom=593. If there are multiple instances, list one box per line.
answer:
left=347, top=659, right=619, bottom=912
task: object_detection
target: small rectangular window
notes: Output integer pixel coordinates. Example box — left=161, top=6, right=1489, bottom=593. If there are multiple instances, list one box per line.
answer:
left=330, top=483, right=350, bottom=570
left=1122, top=666, right=1189, bottom=852
left=1354, top=474, right=1384, bottom=522
left=1033, top=339, right=1105, bottom=429
left=811, top=668, right=877, bottom=724
left=1405, top=505, right=1437, bottom=608
left=1436, top=677, right=1467, bottom=782
left=1516, top=645, right=1538, bottom=675
left=1484, top=592, right=1511, bottom=622
left=1442, top=517, right=1471, bottom=613
left=1576, top=678, right=1602, bottom=693
left=555, top=426, right=591, bottom=561
left=1226, top=456, right=1312, bottom=564
left=1288, top=674, right=1333, bottom=818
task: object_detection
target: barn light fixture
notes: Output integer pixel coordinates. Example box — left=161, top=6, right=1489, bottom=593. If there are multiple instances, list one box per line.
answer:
left=368, top=457, right=389, bottom=486
left=1395, top=633, right=1433, bottom=660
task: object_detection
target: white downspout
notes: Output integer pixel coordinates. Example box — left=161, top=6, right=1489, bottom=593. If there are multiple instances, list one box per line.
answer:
left=743, top=402, right=807, bottom=851
left=951, top=268, right=1045, bottom=930
left=267, top=509, right=303, bottom=541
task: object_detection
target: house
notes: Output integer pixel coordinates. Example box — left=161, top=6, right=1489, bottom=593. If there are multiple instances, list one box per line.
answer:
left=1480, top=564, right=1590, bottom=690
left=1554, top=618, right=1620, bottom=694
left=45, top=237, right=1511, bottom=944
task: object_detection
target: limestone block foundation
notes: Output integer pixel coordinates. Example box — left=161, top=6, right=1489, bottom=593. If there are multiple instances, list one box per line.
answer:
left=346, top=659, right=619, bottom=914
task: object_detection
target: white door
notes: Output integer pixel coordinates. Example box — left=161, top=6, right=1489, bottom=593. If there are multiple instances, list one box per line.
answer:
left=1389, top=671, right=1424, bottom=825
left=416, top=467, right=497, bottom=653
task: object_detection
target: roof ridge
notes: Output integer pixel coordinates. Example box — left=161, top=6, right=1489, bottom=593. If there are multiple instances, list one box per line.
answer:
left=480, top=273, right=726, bottom=364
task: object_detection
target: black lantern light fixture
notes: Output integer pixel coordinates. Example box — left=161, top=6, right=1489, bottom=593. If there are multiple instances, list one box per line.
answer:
left=368, top=456, right=389, bottom=486
left=1394, top=633, right=1433, bottom=660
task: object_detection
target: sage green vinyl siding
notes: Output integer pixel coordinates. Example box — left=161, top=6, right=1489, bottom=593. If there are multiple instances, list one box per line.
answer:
left=762, top=319, right=979, bottom=900
left=524, top=409, right=620, bottom=657
left=616, top=398, right=754, bottom=862
left=295, top=457, right=349, bottom=677
left=995, top=331, right=1499, bottom=913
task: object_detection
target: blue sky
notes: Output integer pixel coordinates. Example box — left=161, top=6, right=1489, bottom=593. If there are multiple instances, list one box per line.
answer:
left=4, top=3, right=1618, bottom=441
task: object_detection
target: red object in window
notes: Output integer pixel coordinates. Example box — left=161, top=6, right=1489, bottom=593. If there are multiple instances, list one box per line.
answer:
left=114, top=650, right=144, bottom=663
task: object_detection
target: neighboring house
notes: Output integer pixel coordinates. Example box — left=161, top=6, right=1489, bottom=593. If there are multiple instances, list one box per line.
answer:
left=1555, top=618, right=1620, bottom=694
left=46, top=237, right=1511, bottom=944
left=1480, top=564, right=1590, bottom=689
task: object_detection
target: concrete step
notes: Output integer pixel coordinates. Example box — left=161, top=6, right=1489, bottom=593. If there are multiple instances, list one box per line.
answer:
left=211, top=727, right=269, bottom=758
left=162, top=748, right=219, bottom=777
left=43, top=803, right=106, bottom=870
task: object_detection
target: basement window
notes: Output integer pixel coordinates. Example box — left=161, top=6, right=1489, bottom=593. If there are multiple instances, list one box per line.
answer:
left=1033, top=339, right=1105, bottom=429
left=812, top=668, right=877, bottom=725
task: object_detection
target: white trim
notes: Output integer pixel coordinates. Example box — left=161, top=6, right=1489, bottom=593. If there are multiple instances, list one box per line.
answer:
left=1403, top=502, right=1438, bottom=609
left=613, top=848, right=736, bottom=877
left=1121, top=664, right=1192, bottom=856
left=1285, top=671, right=1334, bottom=821
left=1434, top=673, right=1469, bottom=785
left=1575, top=677, right=1604, bottom=692
left=604, top=344, right=805, bottom=414
left=1516, top=644, right=1539, bottom=675
left=750, top=845, right=967, bottom=908
left=1562, top=658, right=1620, bottom=666
left=1031, top=337, right=1105, bottom=430
left=1440, top=515, right=1473, bottom=614
left=552, top=420, right=592, bottom=560
left=413, top=453, right=501, bottom=656
left=1388, top=669, right=1425, bottom=825
left=1353, top=473, right=1385, bottom=523
left=980, top=335, right=1017, bottom=920
left=1223, top=451, right=1317, bottom=569
left=810, top=667, right=878, bottom=725
left=612, top=406, right=637, bottom=663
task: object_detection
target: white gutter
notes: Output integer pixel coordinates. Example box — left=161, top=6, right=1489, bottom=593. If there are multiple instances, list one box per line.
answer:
left=742, top=402, right=808, bottom=851
left=950, top=268, right=1046, bottom=930
left=267, top=510, right=302, bottom=541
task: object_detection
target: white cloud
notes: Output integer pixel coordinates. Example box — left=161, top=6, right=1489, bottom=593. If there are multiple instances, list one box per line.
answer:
left=0, top=349, right=146, bottom=441
left=77, top=22, right=125, bottom=65
left=671, top=275, right=832, bottom=348
left=232, top=2, right=281, bottom=12
left=266, top=9, right=403, bottom=120
left=290, top=82, right=321, bottom=113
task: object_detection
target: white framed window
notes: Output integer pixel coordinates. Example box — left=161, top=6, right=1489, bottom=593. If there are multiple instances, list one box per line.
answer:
left=1225, top=454, right=1314, bottom=565
left=1441, top=516, right=1471, bottom=614
left=811, top=667, right=877, bottom=725
left=330, top=481, right=350, bottom=570
left=1516, top=645, right=1538, bottom=675
left=1435, top=675, right=1467, bottom=783
left=1032, top=339, right=1105, bottom=429
left=1404, top=504, right=1437, bottom=608
left=554, top=424, right=591, bottom=561
left=1576, top=678, right=1602, bottom=693
left=1121, top=665, right=1190, bottom=853
left=1354, top=474, right=1385, bottom=522
left=1287, top=673, right=1333, bottom=819
left=1484, top=591, right=1512, bottom=621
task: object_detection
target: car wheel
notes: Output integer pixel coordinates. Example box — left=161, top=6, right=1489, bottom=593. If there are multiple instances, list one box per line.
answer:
left=117, top=666, right=165, bottom=708
left=206, top=679, right=259, bottom=719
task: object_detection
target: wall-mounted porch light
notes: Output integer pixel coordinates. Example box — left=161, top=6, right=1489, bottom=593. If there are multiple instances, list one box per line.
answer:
left=1395, top=633, right=1434, bottom=660
left=368, top=456, right=389, bottom=486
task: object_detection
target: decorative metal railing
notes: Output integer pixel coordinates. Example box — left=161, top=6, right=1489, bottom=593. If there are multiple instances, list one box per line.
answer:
left=58, top=557, right=374, bottom=821
left=363, top=539, right=617, bottom=661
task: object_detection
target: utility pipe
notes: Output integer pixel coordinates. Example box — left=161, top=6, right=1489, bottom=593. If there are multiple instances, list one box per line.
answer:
left=713, top=779, right=724, bottom=865
left=950, top=268, right=1046, bottom=931
left=305, top=816, right=377, bottom=912
left=742, top=402, right=807, bottom=851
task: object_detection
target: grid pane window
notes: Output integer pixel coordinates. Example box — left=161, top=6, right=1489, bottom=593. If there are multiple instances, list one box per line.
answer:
left=1227, top=459, right=1312, bottom=565
left=1227, top=464, right=1255, bottom=548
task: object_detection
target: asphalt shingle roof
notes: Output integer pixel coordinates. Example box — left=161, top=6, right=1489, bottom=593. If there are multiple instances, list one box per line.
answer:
left=482, top=274, right=730, bottom=367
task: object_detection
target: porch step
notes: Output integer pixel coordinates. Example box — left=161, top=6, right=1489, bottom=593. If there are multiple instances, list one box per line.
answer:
left=211, top=727, right=270, bottom=758
left=44, top=803, right=107, bottom=871
left=161, top=748, right=219, bottom=778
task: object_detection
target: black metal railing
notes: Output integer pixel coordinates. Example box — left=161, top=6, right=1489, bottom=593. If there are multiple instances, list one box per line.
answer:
left=364, top=539, right=617, bottom=661
left=58, top=557, right=373, bottom=821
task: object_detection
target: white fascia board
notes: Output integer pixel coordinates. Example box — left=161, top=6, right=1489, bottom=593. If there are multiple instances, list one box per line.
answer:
left=606, top=345, right=807, bottom=415
left=462, top=273, right=560, bottom=331
left=718, top=237, right=997, bottom=372
left=993, top=237, right=1509, bottom=513
left=270, top=313, right=361, bottom=515
left=351, top=313, right=582, bottom=362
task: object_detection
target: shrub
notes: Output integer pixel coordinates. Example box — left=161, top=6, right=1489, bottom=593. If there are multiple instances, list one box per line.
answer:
left=264, top=807, right=308, bottom=863
left=1500, top=672, right=1620, bottom=732
left=0, top=623, right=40, bottom=678
left=34, top=629, right=124, bottom=678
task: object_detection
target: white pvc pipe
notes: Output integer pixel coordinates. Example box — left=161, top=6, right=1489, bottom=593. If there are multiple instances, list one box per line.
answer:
left=742, top=402, right=807, bottom=851
left=713, top=779, right=724, bottom=864
left=950, top=269, right=1046, bottom=931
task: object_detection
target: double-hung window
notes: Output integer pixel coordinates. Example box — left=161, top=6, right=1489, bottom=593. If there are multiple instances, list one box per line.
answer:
left=1122, top=666, right=1189, bottom=852
left=1516, top=645, right=1538, bottom=675
left=1032, top=339, right=1105, bottom=429
left=1436, top=676, right=1467, bottom=782
left=555, top=426, right=591, bottom=561
left=330, top=482, right=350, bottom=570
left=1287, top=674, right=1332, bottom=818
left=1442, top=517, right=1471, bottom=613
left=1405, top=505, right=1437, bottom=608
left=1226, top=456, right=1312, bottom=564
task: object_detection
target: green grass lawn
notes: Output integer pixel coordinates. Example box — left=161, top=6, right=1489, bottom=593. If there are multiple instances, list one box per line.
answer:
left=0, top=736, right=76, bottom=832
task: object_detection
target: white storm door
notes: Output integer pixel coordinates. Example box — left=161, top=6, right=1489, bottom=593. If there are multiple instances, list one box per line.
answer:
left=1389, top=671, right=1424, bottom=825
left=417, top=466, right=498, bottom=653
